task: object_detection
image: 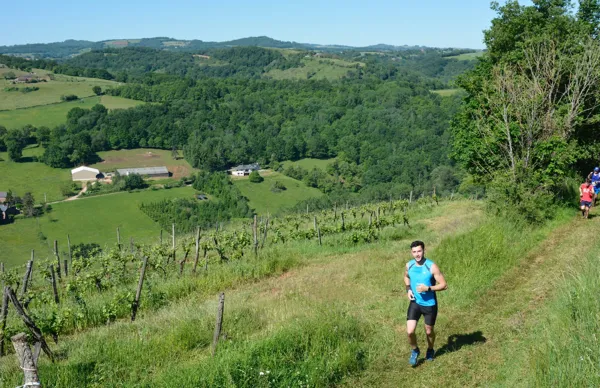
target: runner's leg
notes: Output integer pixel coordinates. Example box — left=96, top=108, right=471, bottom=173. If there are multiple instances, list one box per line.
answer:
left=407, top=320, right=418, bottom=349
left=425, top=325, right=436, bottom=349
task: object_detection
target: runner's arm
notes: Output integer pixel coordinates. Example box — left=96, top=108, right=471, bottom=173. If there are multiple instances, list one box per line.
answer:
left=430, top=264, right=447, bottom=292
left=404, top=264, right=415, bottom=300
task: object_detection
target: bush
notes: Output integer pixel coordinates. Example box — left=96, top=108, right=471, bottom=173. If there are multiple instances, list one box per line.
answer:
left=248, top=170, right=264, bottom=183
left=60, top=94, right=78, bottom=101
left=270, top=180, right=286, bottom=193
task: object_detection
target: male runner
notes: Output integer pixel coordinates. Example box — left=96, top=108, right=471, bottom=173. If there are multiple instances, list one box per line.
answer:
left=404, top=240, right=447, bottom=366
left=580, top=178, right=594, bottom=219
left=587, top=167, right=600, bottom=205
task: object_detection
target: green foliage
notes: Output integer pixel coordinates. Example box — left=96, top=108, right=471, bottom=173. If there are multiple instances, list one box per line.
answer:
left=92, top=85, right=102, bottom=95
left=60, top=94, right=78, bottom=101
left=248, top=170, right=264, bottom=183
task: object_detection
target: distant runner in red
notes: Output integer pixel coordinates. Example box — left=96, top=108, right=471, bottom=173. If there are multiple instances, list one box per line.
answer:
left=580, top=179, right=594, bottom=219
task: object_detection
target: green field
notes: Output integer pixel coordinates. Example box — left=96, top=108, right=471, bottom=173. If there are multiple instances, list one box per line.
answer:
left=0, top=146, right=71, bottom=203
left=431, top=88, right=463, bottom=96
left=265, top=58, right=361, bottom=80
left=281, top=157, right=335, bottom=171
left=233, top=171, right=323, bottom=215
left=446, top=51, right=484, bottom=60
left=90, top=148, right=195, bottom=178
left=0, top=186, right=195, bottom=266
left=0, top=95, right=144, bottom=129
left=0, top=71, right=120, bottom=110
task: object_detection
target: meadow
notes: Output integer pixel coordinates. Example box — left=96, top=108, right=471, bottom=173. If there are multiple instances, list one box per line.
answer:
left=281, top=157, right=335, bottom=171
left=0, top=71, right=120, bottom=110
left=0, top=186, right=195, bottom=265
left=431, top=88, right=463, bottom=97
left=90, top=148, right=194, bottom=178
left=0, top=95, right=144, bottom=129
left=446, top=51, right=484, bottom=60
left=0, top=146, right=71, bottom=203
left=265, top=57, right=362, bottom=80
left=233, top=171, right=323, bottom=215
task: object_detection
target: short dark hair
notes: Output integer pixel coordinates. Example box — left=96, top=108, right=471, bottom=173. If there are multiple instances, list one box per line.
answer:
left=410, top=240, right=425, bottom=250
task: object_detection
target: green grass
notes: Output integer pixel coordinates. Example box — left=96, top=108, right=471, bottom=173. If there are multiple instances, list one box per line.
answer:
left=431, top=88, right=463, bottom=97
left=0, top=145, right=71, bottom=202
left=446, top=51, right=484, bottom=60
left=233, top=171, right=323, bottom=215
left=265, top=58, right=360, bottom=80
left=0, top=95, right=144, bottom=129
left=90, top=148, right=194, bottom=178
left=0, top=71, right=121, bottom=110
left=281, top=157, right=335, bottom=171
left=0, top=186, right=195, bottom=266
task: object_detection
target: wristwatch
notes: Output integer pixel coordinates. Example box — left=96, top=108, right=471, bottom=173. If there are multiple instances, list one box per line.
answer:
left=427, top=286, right=431, bottom=292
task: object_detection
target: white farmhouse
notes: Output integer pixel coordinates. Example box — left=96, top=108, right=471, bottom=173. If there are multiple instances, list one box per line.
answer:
left=71, top=166, right=101, bottom=181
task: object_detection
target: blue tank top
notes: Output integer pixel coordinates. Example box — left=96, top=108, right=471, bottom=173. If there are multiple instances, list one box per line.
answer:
left=592, top=173, right=600, bottom=185
left=407, top=258, right=437, bottom=307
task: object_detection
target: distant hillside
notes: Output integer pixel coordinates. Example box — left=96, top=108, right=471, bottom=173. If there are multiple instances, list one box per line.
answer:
left=0, top=36, right=481, bottom=59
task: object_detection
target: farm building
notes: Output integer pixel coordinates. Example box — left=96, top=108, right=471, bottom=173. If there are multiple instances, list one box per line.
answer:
left=15, top=74, right=37, bottom=83
left=116, top=166, right=169, bottom=178
left=0, top=192, right=7, bottom=203
left=228, top=163, right=260, bottom=176
left=71, top=166, right=101, bottom=181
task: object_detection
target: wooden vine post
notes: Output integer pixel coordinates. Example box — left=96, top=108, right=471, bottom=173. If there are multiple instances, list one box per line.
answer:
left=53, top=240, right=61, bottom=280
left=172, top=223, right=176, bottom=263
left=317, top=227, right=322, bottom=246
left=261, top=217, right=269, bottom=249
left=131, top=256, right=149, bottom=322
left=21, top=259, right=34, bottom=297
left=211, top=292, right=225, bottom=356
left=67, top=234, right=72, bottom=267
left=0, top=286, right=9, bottom=356
left=313, top=216, right=317, bottom=231
left=11, top=333, right=41, bottom=387
left=192, top=227, right=201, bottom=274
left=253, top=215, right=258, bottom=256
left=49, top=265, right=60, bottom=305
left=117, top=227, right=122, bottom=250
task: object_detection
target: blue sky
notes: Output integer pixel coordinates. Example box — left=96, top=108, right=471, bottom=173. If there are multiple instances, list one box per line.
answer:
left=0, top=1, right=534, bottom=48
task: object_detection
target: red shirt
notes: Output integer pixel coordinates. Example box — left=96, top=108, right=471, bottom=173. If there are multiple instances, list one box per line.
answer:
left=581, top=184, right=594, bottom=202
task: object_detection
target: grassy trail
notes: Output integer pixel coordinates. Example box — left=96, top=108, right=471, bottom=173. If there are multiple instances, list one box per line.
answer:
left=352, top=213, right=596, bottom=387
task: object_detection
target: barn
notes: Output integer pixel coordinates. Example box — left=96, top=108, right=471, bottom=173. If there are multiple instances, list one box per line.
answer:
left=116, top=166, right=169, bottom=178
left=71, top=166, right=101, bottom=181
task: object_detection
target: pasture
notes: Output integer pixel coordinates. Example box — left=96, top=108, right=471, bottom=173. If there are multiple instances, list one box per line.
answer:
left=0, top=186, right=196, bottom=265
left=233, top=171, right=323, bottom=215
left=0, top=71, right=120, bottom=110
left=0, top=95, right=144, bottom=129
left=0, top=145, right=71, bottom=203
left=265, top=57, right=362, bottom=80
left=90, top=148, right=194, bottom=178
left=281, top=157, right=335, bottom=171
left=446, top=51, right=484, bottom=60
left=431, top=88, right=463, bottom=96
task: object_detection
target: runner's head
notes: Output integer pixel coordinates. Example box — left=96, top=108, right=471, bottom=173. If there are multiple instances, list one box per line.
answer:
left=595, top=167, right=600, bottom=173
left=410, top=240, right=425, bottom=260
left=586, top=178, right=592, bottom=185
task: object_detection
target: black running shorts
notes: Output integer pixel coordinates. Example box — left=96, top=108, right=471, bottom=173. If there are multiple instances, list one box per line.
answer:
left=407, top=301, right=438, bottom=326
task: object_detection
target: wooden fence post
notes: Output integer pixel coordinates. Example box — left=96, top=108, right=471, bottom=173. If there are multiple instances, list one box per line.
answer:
left=253, top=215, right=258, bottom=256
left=11, top=333, right=40, bottom=387
left=67, top=234, right=72, bottom=267
left=21, top=260, right=34, bottom=297
left=63, top=259, right=69, bottom=278
left=341, top=212, right=345, bottom=231
left=192, top=228, right=201, bottom=274
left=172, top=223, right=176, bottom=263
left=160, top=229, right=163, bottom=245
left=0, top=287, right=9, bottom=356
left=6, top=287, right=54, bottom=362
left=53, top=240, right=61, bottom=280
left=117, top=227, right=121, bottom=250
left=313, top=216, right=317, bottom=232
left=211, top=292, right=225, bottom=356
left=409, top=191, right=413, bottom=203
left=131, top=256, right=148, bottom=322
left=49, top=265, right=59, bottom=305
left=317, top=228, right=322, bottom=246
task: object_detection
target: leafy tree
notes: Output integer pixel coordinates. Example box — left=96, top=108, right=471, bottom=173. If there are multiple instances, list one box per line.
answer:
left=248, top=170, right=264, bottom=183
left=5, top=130, right=26, bottom=161
left=92, top=85, right=102, bottom=95
left=3, top=71, right=15, bottom=80
left=22, top=192, right=35, bottom=217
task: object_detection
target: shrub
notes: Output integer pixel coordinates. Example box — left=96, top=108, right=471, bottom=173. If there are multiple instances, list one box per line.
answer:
left=248, top=170, right=264, bottom=183
left=270, top=180, right=286, bottom=193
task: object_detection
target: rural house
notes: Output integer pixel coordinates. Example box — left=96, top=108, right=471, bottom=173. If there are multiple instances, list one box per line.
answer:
left=15, top=74, right=37, bottom=83
left=116, top=166, right=169, bottom=178
left=228, top=163, right=260, bottom=176
left=71, top=166, right=101, bottom=181
left=0, top=192, right=7, bottom=203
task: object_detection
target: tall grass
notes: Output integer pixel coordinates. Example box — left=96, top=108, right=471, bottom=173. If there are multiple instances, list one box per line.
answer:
left=531, top=250, right=600, bottom=386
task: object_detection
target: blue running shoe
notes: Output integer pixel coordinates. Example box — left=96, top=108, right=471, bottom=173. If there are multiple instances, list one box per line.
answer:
left=426, top=348, right=435, bottom=361
left=409, top=349, right=420, bottom=366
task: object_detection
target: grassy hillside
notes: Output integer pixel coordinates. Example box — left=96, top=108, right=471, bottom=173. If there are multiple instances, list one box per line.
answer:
left=2, top=200, right=597, bottom=386
left=0, top=95, right=143, bottom=129
left=0, top=186, right=195, bottom=266
left=281, top=157, right=335, bottom=171
left=431, top=88, right=463, bottom=96
left=446, top=51, right=484, bottom=60
left=265, top=57, right=362, bottom=80
left=233, top=171, right=323, bottom=214
left=0, top=145, right=71, bottom=202
left=90, top=148, right=194, bottom=178
left=0, top=71, right=120, bottom=110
